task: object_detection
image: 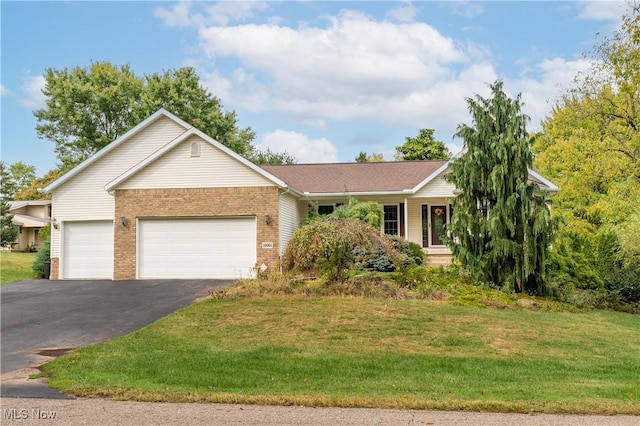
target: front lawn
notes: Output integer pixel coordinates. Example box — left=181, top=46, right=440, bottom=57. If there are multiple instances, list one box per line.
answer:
left=41, top=296, right=640, bottom=414
left=1, top=252, right=37, bottom=285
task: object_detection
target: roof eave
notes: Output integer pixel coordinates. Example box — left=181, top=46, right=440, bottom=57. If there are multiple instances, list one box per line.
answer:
left=528, top=168, right=560, bottom=193
left=301, top=189, right=413, bottom=198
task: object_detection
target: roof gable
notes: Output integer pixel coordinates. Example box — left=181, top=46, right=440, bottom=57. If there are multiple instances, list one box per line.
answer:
left=43, top=109, right=191, bottom=194
left=105, top=127, right=289, bottom=191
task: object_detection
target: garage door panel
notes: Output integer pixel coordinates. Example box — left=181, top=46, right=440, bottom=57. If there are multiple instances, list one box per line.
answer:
left=64, top=221, right=114, bottom=279
left=138, top=218, right=256, bottom=279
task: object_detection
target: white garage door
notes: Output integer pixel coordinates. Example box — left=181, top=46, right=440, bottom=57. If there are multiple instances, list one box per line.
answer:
left=63, top=221, right=114, bottom=279
left=138, top=217, right=257, bottom=279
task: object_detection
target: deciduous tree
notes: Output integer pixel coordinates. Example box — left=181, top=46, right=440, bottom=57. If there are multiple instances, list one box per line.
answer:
left=34, top=62, right=256, bottom=168
left=395, top=129, right=450, bottom=161
left=533, top=3, right=640, bottom=295
left=354, top=151, right=384, bottom=162
left=246, top=148, right=296, bottom=165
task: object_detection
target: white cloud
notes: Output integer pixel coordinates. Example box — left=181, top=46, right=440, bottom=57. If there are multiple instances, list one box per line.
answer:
left=386, top=1, right=419, bottom=23
left=577, top=1, right=626, bottom=22
left=155, top=1, right=268, bottom=27
left=508, top=57, right=592, bottom=130
left=444, top=1, right=485, bottom=19
left=194, top=9, right=477, bottom=133
left=256, top=130, right=338, bottom=163
left=0, top=84, right=9, bottom=96
left=19, top=75, right=46, bottom=110
left=168, top=4, right=591, bottom=147
left=203, top=1, right=269, bottom=26
left=154, top=1, right=202, bottom=27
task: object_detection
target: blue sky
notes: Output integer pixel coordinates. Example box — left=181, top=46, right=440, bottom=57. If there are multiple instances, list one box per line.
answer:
left=1, top=1, right=628, bottom=175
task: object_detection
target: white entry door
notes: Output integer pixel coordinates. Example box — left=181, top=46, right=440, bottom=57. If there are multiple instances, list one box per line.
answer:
left=138, top=217, right=257, bottom=279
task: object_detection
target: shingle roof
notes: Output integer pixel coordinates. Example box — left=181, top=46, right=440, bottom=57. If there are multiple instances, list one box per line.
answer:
left=262, top=161, right=448, bottom=194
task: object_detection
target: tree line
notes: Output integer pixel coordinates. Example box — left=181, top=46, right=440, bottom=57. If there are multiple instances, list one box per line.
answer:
left=3, top=3, right=639, bottom=307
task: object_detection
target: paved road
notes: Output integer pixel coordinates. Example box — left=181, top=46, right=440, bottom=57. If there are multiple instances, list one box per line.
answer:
left=1, top=278, right=228, bottom=396
left=1, top=398, right=638, bottom=425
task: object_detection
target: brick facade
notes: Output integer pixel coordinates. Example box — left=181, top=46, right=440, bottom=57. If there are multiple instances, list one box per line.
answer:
left=113, top=186, right=280, bottom=280
left=50, top=257, right=60, bottom=280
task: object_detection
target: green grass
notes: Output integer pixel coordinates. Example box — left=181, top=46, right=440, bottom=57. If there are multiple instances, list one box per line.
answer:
left=0, top=252, right=37, bottom=285
left=41, top=296, right=640, bottom=414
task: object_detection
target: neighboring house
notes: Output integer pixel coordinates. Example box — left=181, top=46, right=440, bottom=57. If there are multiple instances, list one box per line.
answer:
left=43, top=109, right=559, bottom=281
left=7, top=200, right=52, bottom=251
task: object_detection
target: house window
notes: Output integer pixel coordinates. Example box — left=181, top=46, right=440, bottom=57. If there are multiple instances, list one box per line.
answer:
left=383, top=205, right=399, bottom=236
left=318, top=205, right=334, bottom=215
left=19, top=226, right=23, bottom=234
left=190, top=141, right=201, bottom=157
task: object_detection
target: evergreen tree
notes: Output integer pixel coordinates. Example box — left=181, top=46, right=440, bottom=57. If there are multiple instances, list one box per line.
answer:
left=1, top=197, right=18, bottom=249
left=444, top=80, right=553, bottom=294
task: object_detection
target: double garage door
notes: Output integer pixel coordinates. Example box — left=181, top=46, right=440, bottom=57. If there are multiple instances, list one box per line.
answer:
left=63, top=218, right=256, bottom=279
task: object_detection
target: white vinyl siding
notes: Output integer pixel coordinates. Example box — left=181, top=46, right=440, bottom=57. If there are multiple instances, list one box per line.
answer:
left=138, top=218, right=257, bottom=279
left=119, top=136, right=275, bottom=189
left=51, top=117, right=187, bottom=257
left=279, top=192, right=300, bottom=255
left=62, top=221, right=114, bottom=279
left=413, top=174, right=457, bottom=198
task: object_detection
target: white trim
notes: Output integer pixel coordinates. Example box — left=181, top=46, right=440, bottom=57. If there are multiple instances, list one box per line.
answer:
left=104, top=127, right=290, bottom=192
left=8, top=200, right=52, bottom=210
left=410, top=148, right=559, bottom=195
left=529, top=169, right=560, bottom=192
left=303, top=190, right=413, bottom=198
left=43, top=109, right=191, bottom=194
left=403, top=197, right=409, bottom=240
left=134, top=216, right=142, bottom=280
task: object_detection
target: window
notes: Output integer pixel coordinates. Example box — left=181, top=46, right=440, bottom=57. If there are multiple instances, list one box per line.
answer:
left=318, top=205, right=334, bottom=215
left=383, top=205, right=399, bottom=236
left=421, top=206, right=428, bottom=247
left=190, top=141, right=201, bottom=157
left=19, top=226, right=23, bottom=234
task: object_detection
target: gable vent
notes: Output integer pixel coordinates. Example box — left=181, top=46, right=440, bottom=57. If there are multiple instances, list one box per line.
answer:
left=190, top=141, right=201, bottom=157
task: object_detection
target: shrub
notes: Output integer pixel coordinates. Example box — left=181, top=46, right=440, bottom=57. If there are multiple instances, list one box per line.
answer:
left=32, top=223, right=51, bottom=277
left=283, top=218, right=402, bottom=279
left=331, top=200, right=384, bottom=229
left=32, top=241, right=51, bottom=277
left=386, top=235, right=425, bottom=267
left=605, top=263, right=640, bottom=306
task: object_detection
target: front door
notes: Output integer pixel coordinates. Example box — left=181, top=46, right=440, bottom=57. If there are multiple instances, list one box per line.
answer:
left=430, top=205, right=447, bottom=246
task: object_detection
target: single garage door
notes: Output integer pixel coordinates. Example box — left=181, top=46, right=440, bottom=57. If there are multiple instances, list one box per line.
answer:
left=138, top=217, right=257, bottom=279
left=63, top=221, right=114, bottom=279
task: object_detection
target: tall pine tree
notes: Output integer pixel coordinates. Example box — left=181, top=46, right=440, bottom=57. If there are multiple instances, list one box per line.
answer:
left=445, top=81, right=553, bottom=294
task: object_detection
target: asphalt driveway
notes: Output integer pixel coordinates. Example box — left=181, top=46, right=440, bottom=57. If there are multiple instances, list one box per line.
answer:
left=1, top=278, right=229, bottom=396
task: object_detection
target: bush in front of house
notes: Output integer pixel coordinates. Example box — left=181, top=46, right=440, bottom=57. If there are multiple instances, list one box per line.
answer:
left=32, top=223, right=51, bottom=277
left=282, top=218, right=403, bottom=281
